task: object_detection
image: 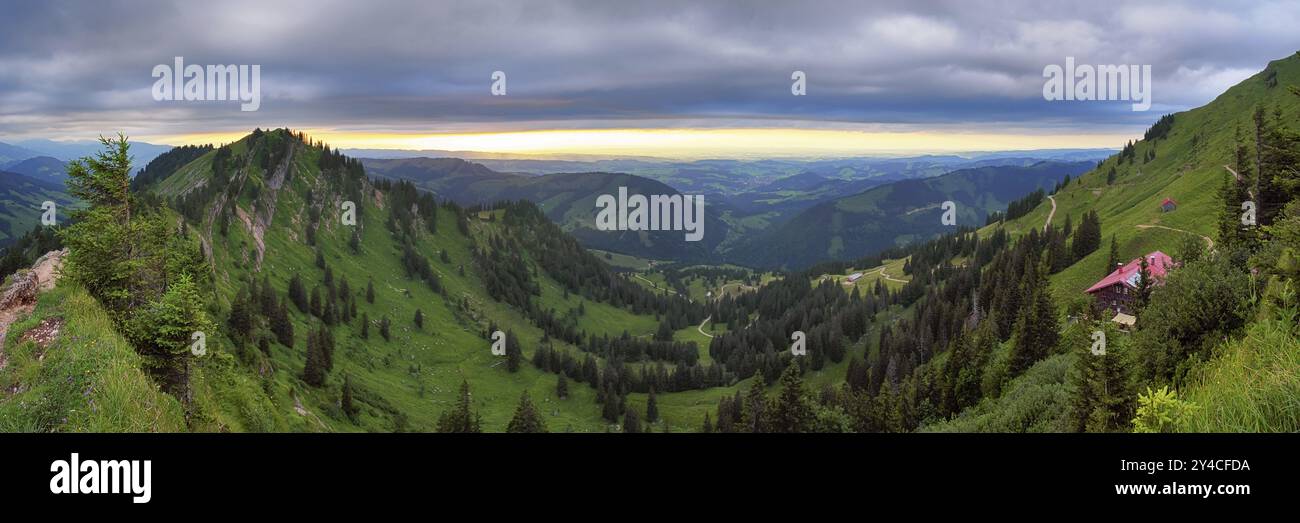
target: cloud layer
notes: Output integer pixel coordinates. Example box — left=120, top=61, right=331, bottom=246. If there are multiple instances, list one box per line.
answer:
left=1, top=0, right=1298, bottom=145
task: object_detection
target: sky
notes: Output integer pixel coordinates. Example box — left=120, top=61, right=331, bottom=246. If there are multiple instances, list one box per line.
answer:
left=1, top=0, right=1299, bottom=158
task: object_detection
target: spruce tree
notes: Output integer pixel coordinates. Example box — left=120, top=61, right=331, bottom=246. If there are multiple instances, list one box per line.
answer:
left=342, top=374, right=360, bottom=420
left=623, top=407, right=642, bottom=433
left=645, top=388, right=659, bottom=423
left=436, top=380, right=482, bottom=433
left=1134, top=255, right=1154, bottom=313
left=1069, top=324, right=1135, bottom=432
left=556, top=372, right=569, bottom=399
left=505, top=329, right=522, bottom=373
left=768, top=361, right=814, bottom=433
left=1009, top=264, right=1059, bottom=376
left=506, top=391, right=548, bottom=433
left=740, top=371, right=767, bottom=433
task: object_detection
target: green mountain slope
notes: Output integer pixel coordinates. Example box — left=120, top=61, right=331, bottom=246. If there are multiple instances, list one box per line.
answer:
left=129, top=129, right=744, bottom=432
left=3, top=156, right=68, bottom=184
left=0, top=171, right=71, bottom=246
left=363, top=157, right=729, bottom=263
left=996, top=52, right=1300, bottom=308
left=925, top=51, right=1300, bottom=432
left=737, top=161, right=1092, bottom=269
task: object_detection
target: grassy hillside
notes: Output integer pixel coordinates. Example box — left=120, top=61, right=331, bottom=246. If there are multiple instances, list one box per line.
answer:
left=994, top=53, right=1300, bottom=309
left=0, top=284, right=187, bottom=432
left=739, top=161, right=1092, bottom=269
left=926, top=51, right=1300, bottom=432
left=136, top=129, right=778, bottom=432
left=0, top=171, right=72, bottom=246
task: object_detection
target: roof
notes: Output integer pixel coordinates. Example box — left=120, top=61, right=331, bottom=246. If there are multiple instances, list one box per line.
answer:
left=1112, top=312, right=1137, bottom=326
left=1161, top=197, right=1178, bottom=206
left=1085, top=251, right=1175, bottom=294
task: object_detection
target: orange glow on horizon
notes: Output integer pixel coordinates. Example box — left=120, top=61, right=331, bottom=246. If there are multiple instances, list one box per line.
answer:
left=147, top=127, right=1133, bottom=159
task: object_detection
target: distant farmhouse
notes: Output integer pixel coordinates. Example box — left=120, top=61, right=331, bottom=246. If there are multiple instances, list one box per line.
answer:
left=1160, top=197, right=1178, bottom=212
left=845, top=272, right=864, bottom=284
left=1085, top=251, right=1175, bottom=316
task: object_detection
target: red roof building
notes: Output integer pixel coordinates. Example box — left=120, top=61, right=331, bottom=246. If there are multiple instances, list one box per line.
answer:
left=1160, top=197, right=1178, bottom=212
left=1085, top=251, right=1175, bottom=313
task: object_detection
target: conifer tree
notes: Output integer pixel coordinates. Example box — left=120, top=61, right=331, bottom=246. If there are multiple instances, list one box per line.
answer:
left=1105, top=234, right=1121, bottom=277
left=623, top=407, right=642, bottom=433
left=768, top=361, right=814, bottom=433
left=506, top=391, right=548, bottom=433
left=436, top=380, right=482, bottom=433
left=556, top=372, right=569, bottom=399
left=740, top=372, right=767, bottom=433
left=1009, top=263, right=1059, bottom=376
left=645, top=388, right=659, bottom=423
left=505, top=329, right=522, bottom=373
left=342, top=374, right=360, bottom=420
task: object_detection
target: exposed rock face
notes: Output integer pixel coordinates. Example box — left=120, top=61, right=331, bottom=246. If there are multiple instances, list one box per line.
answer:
left=0, top=249, right=65, bottom=368
left=0, top=247, right=60, bottom=309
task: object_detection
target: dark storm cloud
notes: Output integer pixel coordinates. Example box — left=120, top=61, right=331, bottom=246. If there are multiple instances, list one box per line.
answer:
left=1, top=0, right=1298, bottom=139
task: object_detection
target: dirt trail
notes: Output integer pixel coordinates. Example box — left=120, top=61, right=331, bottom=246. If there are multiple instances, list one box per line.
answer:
left=0, top=249, right=65, bottom=369
left=1224, top=164, right=1256, bottom=201
left=634, top=273, right=678, bottom=295
left=1044, top=195, right=1057, bottom=232
left=1136, top=224, right=1215, bottom=251
left=878, top=267, right=910, bottom=284
left=697, top=315, right=714, bottom=339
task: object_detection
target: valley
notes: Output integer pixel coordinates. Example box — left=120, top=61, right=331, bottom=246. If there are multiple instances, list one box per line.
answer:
left=1, top=52, right=1299, bottom=435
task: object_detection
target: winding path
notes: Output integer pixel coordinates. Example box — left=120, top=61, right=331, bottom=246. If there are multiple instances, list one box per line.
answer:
left=697, top=315, right=714, bottom=339
left=1224, top=164, right=1256, bottom=200
left=878, top=267, right=910, bottom=284
left=634, top=273, right=679, bottom=296
left=1135, top=224, right=1215, bottom=251
left=1043, top=195, right=1057, bottom=232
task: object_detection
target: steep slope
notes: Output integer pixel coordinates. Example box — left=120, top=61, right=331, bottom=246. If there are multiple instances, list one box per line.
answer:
left=918, top=51, right=1300, bottom=432
left=737, top=161, right=1092, bottom=269
left=139, top=129, right=733, bottom=432
left=0, top=170, right=72, bottom=246
left=363, top=157, right=729, bottom=262
left=3, top=156, right=68, bottom=183
left=0, top=252, right=187, bottom=432
left=994, top=52, right=1300, bottom=307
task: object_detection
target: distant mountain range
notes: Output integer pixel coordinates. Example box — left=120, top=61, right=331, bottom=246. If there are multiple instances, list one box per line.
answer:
left=1, top=156, right=68, bottom=183
left=361, top=154, right=1093, bottom=268
left=0, top=139, right=173, bottom=176
left=0, top=170, right=73, bottom=246
left=362, top=157, right=727, bottom=261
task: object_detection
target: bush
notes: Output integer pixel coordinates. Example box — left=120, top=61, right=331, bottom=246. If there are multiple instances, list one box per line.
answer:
left=1131, top=254, right=1252, bottom=386
left=1132, top=386, right=1198, bottom=433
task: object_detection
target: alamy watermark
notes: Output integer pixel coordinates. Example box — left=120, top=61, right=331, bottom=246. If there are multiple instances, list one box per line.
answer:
left=1043, top=57, right=1151, bottom=111
left=595, top=187, right=704, bottom=242
left=152, top=57, right=261, bottom=111
left=50, top=453, right=152, bottom=504
left=491, top=330, right=506, bottom=356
